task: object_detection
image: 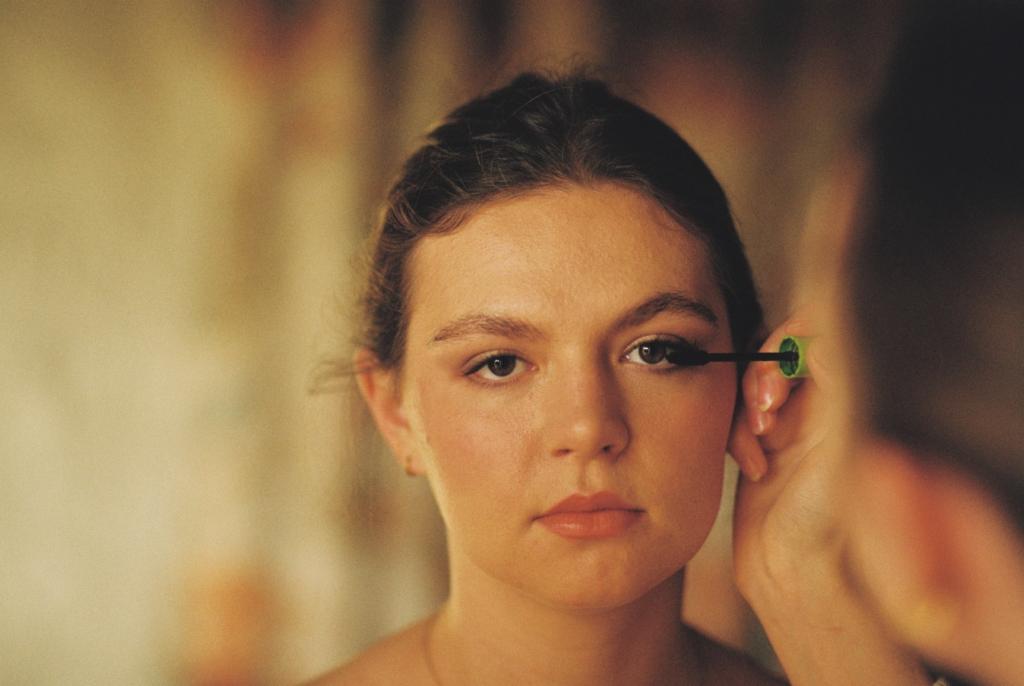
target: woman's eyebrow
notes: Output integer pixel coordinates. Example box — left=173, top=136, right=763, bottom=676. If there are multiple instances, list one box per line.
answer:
left=430, top=293, right=716, bottom=344
left=612, top=291, right=718, bottom=331
left=431, top=314, right=545, bottom=344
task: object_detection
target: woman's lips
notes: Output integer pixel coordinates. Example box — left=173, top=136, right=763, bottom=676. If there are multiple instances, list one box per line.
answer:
left=537, top=509, right=643, bottom=538
left=536, top=491, right=644, bottom=539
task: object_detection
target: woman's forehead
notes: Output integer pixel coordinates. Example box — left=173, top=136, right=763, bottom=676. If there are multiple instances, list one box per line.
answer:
left=404, top=183, right=724, bottom=337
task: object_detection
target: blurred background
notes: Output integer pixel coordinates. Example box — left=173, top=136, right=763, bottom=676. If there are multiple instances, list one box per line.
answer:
left=1, top=1, right=904, bottom=683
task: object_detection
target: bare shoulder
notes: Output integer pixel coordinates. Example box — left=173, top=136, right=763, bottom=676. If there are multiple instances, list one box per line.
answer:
left=692, top=628, right=789, bottom=686
left=300, top=616, right=436, bottom=686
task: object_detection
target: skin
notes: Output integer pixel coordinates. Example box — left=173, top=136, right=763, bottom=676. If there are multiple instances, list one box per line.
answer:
left=315, top=182, right=782, bottom=685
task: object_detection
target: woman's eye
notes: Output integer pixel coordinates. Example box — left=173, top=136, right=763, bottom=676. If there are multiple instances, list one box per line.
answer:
left=624, top=338, right=700, bottom=368
left=467, top=354, right=522, bottom=381
left=636, top=340, right=669, bottom=364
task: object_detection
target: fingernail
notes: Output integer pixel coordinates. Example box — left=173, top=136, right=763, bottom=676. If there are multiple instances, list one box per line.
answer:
left=757, top=379, right=774, bottom=413
left=753, top=411, right=768, bottom=435
left=751, top=463, right=766, bottom=482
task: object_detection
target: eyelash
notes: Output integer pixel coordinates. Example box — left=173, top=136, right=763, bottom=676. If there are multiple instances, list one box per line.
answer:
left=463, top=337, right=705, bottom=385
left=621, top=336, right=704, bottom=371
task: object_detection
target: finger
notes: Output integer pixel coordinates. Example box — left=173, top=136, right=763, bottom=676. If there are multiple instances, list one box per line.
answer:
left=729, top=409, right=768, bottom=482
left=751, top=369, right=789, bottom=434
left=757, top=379, right=817, bottom=456
left=744, top=317, right=815, bottom=434
left=741, top=357, right=768, bottom=434
left=743, top=340, right=791, bottom=435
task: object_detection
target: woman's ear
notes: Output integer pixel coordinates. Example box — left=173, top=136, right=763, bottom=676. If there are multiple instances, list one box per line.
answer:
left=353, top=348, right=423, bottom=475
left=848, top=439, right=966, bottom=649
left=850, top=437, right=1024, bottom=675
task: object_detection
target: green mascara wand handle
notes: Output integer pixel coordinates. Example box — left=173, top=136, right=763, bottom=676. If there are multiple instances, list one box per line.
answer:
left=777, top=336, right=812, bottom=378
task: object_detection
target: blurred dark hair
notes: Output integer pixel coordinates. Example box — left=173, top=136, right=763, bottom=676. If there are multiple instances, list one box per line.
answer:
left=849, top=2, right=1024, bottom=529
left=359, top=71, right=763, bottom=371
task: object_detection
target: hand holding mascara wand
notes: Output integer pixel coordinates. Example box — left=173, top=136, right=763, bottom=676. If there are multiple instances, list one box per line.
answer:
left=666, top=336, right=813, bottom=379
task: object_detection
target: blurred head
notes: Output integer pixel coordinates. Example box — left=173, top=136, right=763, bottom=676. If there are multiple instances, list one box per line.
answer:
left=354, top=73, right=763, bottom=610
left=833, top=3, right=1024, bottom=680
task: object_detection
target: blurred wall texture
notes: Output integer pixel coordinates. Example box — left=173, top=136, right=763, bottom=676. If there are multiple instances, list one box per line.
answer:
left=1, top=1, right=901, bottom=684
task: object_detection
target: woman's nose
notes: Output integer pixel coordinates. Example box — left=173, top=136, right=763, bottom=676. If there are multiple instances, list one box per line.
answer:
left=543, top=360, right=630, bottom=462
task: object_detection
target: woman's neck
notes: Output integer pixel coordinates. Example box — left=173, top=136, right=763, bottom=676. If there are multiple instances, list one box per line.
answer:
left=428, top=562, right=702, bottom=686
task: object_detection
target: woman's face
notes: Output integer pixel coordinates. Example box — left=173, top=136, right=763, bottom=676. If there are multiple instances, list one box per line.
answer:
left=391, top=182, right=737, bottom=610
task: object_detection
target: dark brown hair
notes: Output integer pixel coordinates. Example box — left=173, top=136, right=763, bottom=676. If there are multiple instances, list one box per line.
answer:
left=849, top=3, right=1024, bottom=528
left=360, top=71, right=763, bottom=371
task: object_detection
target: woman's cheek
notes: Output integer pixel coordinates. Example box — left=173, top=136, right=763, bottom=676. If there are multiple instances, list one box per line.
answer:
left=641, top=374, right=733, bottom=521
left=681, top=375, right=735, bottom=477
left=414, top=380, right=535, bottom=522
left=633, top=368, right=734, bottom=454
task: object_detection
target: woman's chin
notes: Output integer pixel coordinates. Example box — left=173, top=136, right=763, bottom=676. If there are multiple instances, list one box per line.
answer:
left=520, top=560, right=684, bottom=613
left=545, top=587, right=652, bottom=612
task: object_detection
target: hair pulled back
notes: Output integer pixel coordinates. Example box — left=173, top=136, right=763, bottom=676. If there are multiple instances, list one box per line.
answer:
left=361, top=72, right=763, bottom=371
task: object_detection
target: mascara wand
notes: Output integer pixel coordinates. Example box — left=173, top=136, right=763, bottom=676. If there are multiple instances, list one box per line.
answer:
left=666, top=336, right=812, bottom=379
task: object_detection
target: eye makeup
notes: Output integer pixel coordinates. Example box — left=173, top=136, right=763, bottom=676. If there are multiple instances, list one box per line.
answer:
left=666, top=335, right=811, bottom=379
